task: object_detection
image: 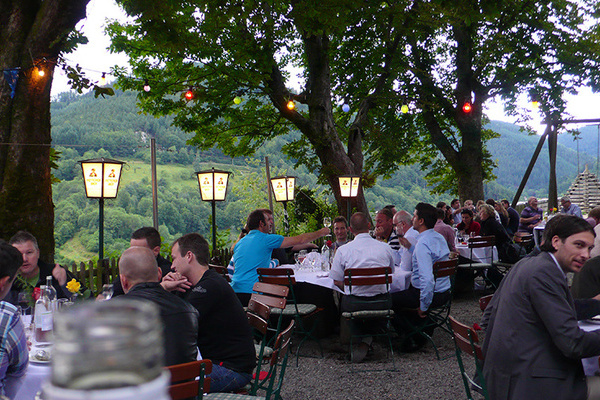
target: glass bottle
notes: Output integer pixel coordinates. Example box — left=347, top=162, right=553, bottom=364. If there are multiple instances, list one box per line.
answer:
left=321, top=242, right=330, bottom=271
left=34, top=276, right=56, bottom=344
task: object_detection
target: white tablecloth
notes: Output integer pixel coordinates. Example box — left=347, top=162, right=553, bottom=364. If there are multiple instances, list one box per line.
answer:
left=533, top=225, right=545, bottom=247
left=456, top=244, right=498, bottom=263
left=15, top=361, right=50, bottom=400
left=280, top=265, right=411, bottom=293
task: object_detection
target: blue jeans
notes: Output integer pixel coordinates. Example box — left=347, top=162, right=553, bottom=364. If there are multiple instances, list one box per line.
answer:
left=208, top=363, right=252, bottom=393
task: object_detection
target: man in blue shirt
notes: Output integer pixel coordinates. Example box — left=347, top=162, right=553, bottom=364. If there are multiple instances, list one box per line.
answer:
left=231, top=209, right=329, bottom=305
left=561, top=196, right=583, bottom=218
left=392, top=203, right=451, bottom=351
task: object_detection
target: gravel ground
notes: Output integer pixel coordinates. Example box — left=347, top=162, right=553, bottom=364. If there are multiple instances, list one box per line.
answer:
left=279, top=290, right=488, bottom=400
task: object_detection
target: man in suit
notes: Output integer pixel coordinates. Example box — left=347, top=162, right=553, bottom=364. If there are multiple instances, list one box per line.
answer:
left=482, top=215, right=600, bottom=400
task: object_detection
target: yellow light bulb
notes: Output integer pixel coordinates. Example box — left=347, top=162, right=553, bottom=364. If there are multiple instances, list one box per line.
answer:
left=37, top=66, right=45, bottom=77
left=286, top=100, right=295, bottom=110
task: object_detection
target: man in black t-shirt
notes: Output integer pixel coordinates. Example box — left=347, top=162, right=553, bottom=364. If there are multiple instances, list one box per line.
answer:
left=166, top=233, right=255, bottom=393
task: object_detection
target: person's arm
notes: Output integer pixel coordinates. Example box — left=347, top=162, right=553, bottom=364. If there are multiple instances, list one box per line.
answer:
left=413, top=243, right=435, bottom=314
left=2, top=314, right=28, bottom=399
left=280, top=227, right=329, bottom=248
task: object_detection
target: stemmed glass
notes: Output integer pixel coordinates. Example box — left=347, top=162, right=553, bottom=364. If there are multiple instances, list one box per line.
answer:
left=323, top=217, right=332, bottom=238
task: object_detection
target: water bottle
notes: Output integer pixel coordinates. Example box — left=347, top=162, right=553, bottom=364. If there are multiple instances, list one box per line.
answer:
left=321, top=243, right=330, bottom=271
left=34, top=276, right=56, bottom=344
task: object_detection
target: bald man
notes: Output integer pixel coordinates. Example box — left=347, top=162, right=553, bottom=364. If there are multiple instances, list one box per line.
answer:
left=119, top=246, right=199, bottom=366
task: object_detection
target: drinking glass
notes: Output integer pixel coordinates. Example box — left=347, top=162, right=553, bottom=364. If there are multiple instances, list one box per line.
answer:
left=17, top=292, right=31, bottom=315
left=323, top=217, right=331, bottom=238
left=298, top=250, right=307, bottom=268
left=294, top=252, right=300, bottom=267
left=102, top=284, right=114, bottom=301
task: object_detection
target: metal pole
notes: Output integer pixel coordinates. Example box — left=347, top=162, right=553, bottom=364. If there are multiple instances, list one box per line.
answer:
left=265, top=157, right=274, bottom=233
left=283, top=202, right=289, bottom=235
left=548, top=123, right=558, bottom=211
left=99, top=197, right=104, bottom=261
left=211, top=200, right=217, bottom=258
left=346, top=198, right=351, bottom=223
left=151, top=135, right=159, bottom=230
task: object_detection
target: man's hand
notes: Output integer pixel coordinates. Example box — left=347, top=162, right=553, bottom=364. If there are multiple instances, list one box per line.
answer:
left=417, top=308, right=427, bottom=318
left=52, top=263, right=67, bottom=286
left=318, top=227, right=330, bottom=237
left=398, top=236, right=411, bottom=249
left=161, top=272, right=191, bottom=292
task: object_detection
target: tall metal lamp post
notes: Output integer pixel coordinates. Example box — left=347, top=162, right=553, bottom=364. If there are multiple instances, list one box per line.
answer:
left=270, top=176, right=296, bottom=234
left=338, top=175, right=361, bottom=222
left=80, top=157, right=125, bottom=261
left=197, top=168, right=231, bottom=256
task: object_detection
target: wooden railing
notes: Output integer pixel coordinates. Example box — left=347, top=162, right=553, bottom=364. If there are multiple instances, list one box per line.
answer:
left=65, top=248, right=234, bottom=294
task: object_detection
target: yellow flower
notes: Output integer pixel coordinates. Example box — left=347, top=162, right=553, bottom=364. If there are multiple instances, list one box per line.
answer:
left=66, top=278, right=81, bottom=294
left=553, top=207, right=557, bottom=212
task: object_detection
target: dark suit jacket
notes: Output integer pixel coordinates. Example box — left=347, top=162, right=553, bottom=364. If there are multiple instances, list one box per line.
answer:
left=482, top=252, right=600, bottom=400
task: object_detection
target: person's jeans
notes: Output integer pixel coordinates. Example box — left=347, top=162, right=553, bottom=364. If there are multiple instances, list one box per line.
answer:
left=208, top=363, right=252, bottom=393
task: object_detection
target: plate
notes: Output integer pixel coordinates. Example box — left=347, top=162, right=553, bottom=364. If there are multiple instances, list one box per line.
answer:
left=29, top=349, right=51, bottom=364
left=29, top=354, right=51, bottom=364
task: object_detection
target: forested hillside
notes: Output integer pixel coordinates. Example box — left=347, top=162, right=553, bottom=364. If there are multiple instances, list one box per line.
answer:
left=50, top=90, right=595, bottom=263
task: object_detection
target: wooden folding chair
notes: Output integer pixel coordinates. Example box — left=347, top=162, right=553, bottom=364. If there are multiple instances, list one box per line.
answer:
left=209, top=264, right=231, bottom=282
left=342, top=266, right=395, bottom=370
left=400, top=258, right=458, bottom=360
left=494, top=232, right=532, bottom=275
left=166, top=360, right=212, bottom=400
left=257, top=268, right=323, bottom=362
left=479, top=294, right=493, bottom=312
left=246, top=299, right=272, bottom=395
left=449, top=316, right=489, bottom=400
left=204, top=320, right=296, bottom=400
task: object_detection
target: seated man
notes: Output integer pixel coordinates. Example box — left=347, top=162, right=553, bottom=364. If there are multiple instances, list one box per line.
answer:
left=392, top=211, right=420, bottom=272
left=231, top=209, right=329, bottom=306
left=112, top=227, right=173, bottom=297
left=561, top=195, right=583, bottom=218
left=374, top=208, right=400, bottom=250
left=7, top=231, right=87, bottom=305
left=332, top=216, right=350, bottom=251
left=330, top=212, right=395, bottom=363
left=450, top=199, right=462, bottom=226
left=518, top=196, right=543, bottom=233
left=393, top=203, right=451, bottom=350
left=456, top=208, right=480, bottom=237
left=0, top=241, right=28, bottom=398
left=501, top=199, right=520, bottom=236
left=118, top=246, right=199, bottom=366
left=170, top=233, right=255, bottom=393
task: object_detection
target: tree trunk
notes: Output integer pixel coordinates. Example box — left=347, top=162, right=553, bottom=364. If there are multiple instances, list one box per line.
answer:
left=0, top=0, right=89, bottom=261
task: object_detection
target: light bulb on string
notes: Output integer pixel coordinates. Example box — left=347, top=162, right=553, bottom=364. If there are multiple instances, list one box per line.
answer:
left=99, top=72, right=106, bottom=86
left=233, top=96, right=242, bottom=105
left=143, top=80, right=151, bottom=92
left=184, top=87, right=194, bottom=101
left=342, top=104, right=350, bottom=112
left=462, top=101, right=472, bottom=113
left=286, top=100, right=295, bottom=110
left=36, top=66, right=45, bottom=77
left=401, top=104, right=409, bottom=114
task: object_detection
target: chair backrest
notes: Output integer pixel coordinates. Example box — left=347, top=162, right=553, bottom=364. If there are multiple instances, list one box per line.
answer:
left=251, top=282, right=289, bottom=310
left=343, top=267, right=393, bottom=290
left=467, top=236, right=495, bottom=249
left=479, top=294, right=493, bottom=312
left=449, top=316, right=488, bottom=399
left=166, top=360, right=212, bottom=400
left=247, top=299, right=271, bottom=335
left=432, top=259, right=458, bottom=279
left=209, top=264, right=231, bottom=282
left=513, top=232, right=534, bottom=247
left=257, top=268, right=297, bottom=286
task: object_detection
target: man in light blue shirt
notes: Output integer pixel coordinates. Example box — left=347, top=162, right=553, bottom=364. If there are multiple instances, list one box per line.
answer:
left=231, top=209, right=329, bottom=306
left=561, top=196, right=583, bottom=218
left=392, top=202, right=451, bottom=350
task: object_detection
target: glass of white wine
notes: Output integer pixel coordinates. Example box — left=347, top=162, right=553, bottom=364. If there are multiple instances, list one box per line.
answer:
left=323, top=217, right=331, bottom=238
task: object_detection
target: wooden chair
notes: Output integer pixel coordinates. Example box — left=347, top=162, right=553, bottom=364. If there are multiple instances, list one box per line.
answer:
left=246, top=299, right=272, bottom=395
left=166, top=360, right=212, bottom=400
left=257, top=268, right=323, bottom=362
left=449, top=316, right=489, bottom=400
left=457, top=236, right=497, bottom=289
left=209, top=264, right=231, bottom=282
left=400, top=258, right=458, bottom=360
left=342, top=266, right=395, bottom=370
left=479, top=294, right=493, bottom=312
left=204, top=320, right=296, bottom=400
left=494, top=232, right=533, bottom=275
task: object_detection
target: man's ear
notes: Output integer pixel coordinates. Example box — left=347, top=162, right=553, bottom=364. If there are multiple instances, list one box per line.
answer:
left=151, top=246, right=161, bottom=257
left=120, top=274, right=131, bottom=293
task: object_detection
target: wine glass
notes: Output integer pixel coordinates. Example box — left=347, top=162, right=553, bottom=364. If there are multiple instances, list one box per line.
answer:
left=17, top=291, right=31, bottom=316
left=102, top=284, right=114, bottom=301
left=323, top=217, right=332, bottom=238
left=294, top=253, right=300, bottom=267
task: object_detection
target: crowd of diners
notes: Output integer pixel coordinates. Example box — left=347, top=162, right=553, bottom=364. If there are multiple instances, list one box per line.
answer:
left=1, top=194, right=600, bottom=398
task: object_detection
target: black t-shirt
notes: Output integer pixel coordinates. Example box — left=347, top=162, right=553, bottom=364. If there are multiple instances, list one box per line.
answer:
left=184, top=269, right=255, bottom=374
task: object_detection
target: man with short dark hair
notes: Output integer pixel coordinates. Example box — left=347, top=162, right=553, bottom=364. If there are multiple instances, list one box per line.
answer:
left=118, top=246, right=198, bottom=366
left=170, top=233, right=255, bottom=393
left=434, top=208, right=456, bottom=252
left=231, top=209, right=329, bottom=305
left=7, top=231, right=85, bottom=304
left=112, top=227, right=173, bottom=297
left=501, top=199, right=520, bottom=235
left=483, top=215, right=600, bottom=399
left=330, top=212, right=395, bottom=362
left=450, top=199, right=462, bottom=225
left=0, top=241, right=28, bottom=397
left=332, top=216, right=350, bottom=251
left=374, top=208, right=400, bottom=250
